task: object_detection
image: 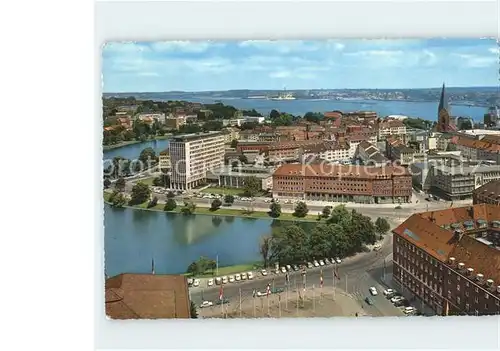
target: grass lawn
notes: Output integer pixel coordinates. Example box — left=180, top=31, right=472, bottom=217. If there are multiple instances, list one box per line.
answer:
left=139, top=177, right=155, bottom=186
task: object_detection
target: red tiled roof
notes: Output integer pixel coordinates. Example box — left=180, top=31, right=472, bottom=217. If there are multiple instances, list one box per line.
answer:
left=273, top=163, right=410, bottom=178
left=451, top=135, right=500, bottom=153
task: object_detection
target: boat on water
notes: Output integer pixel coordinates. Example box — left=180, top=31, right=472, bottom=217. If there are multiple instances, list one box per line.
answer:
left=270, top=93, right=296, bottom=101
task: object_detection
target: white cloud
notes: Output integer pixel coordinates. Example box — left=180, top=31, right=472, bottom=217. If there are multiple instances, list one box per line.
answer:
left=488, top=47, right=499, bottom=55
left=150, top=41, right=221, bottom=53
left=453, top=53, right=497, bottom=68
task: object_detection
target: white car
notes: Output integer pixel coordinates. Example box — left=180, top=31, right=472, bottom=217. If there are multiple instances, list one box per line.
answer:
left=383, top=288, right=395, bottom=296
left=286, top=264, right=292, bottom=271
left=187, top=278, right=194, bottom=286
left=229, top=275, right=235, bottom=283
left=403, top=306, right=416, bottom=314
left=193, top=279, right=200, bottom=287
left=200, top=301, right=213, bottom=308
left=222, top=276, right=228, bottom=284
left=215, top=277, right=222, bottom=285
left=241, top=272, right=247, bottom=280
left=235, top=273, right=241, bottom=281
left=307, top=262, right=313, bottom=268
left=324, top=258, right=331, bottom=265
left=281, top=266, right=287, bottom=273
left=369, top=287, right=378, bottom=296
left=261, top=269, right=268, bottom=276
left=207, top=278, right=214, bottom=287
left=335, top=257, right=342, bottom=264
left=256, top=291, right=266, bottom=297
left=247, top=271, right=254, bottom=280
left=391, top=296, right=404, bottom=303
left=319, top=260, right=325, bottom=266
left=313, top=260, right=319, bottom=267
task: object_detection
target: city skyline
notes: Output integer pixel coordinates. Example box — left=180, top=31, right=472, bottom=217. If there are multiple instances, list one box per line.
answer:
left=102, top=39, right=499, bottom=92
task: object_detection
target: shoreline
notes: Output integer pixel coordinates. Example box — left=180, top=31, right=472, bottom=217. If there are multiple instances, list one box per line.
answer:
left=103, top=192, right=318, bottom=223
left=103, top=134, right=171, bottom=151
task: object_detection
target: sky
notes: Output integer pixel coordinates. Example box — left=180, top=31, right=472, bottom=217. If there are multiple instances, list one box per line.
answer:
left=102, top=39, right=499, bottom=92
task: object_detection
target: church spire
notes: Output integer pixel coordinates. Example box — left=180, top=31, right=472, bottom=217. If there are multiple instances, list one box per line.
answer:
left=438, top=82, right=449, bottom=114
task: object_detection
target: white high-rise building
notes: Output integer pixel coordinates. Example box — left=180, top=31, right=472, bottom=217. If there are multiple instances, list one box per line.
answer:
left=169, top=131, right=225, bottom=190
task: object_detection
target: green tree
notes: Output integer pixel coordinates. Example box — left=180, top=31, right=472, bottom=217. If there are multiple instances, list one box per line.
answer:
left=115, top=177, right=126, bottom=192
left=166, top=191, right=176, bottom=198
left=109, top=191, right=127, bottom=208
left=129, top=182, right=151, bottom=205
left=224, top=194, right=235, bottom=205
left=190, top=301, right=198, bottom=319
left=304, top=112, right=324, bottom=123
left=181, top=201, right=196, bottom=215
left=322, top=206, right=331, bottom=218
left=211, top=198, right=222, bottom=211
left=259, top=235, right=274, bottom=268
left=269, top=201, right=281, bottom=218
left=293, top=201, right=309, bottom=218
left=186, top=261, right=198, bottom=275
left=103, top=178, right=111, bottom=189
left=375, top=217, right=391, bottom=239
left=147, top=196, right=158, bottom=208
left=164, top=198, right=177, bottom=211
left=327, top=204, right=350, bottom=225
left=243, top=176, right=260, bottom=197
left=270, top=109, right=280, bottom=120
left=308, top=224, right=332, bottom=259
left=152, top=176, right=166, bottom=187
left=230, top=139, right=238, bottom=148
left=139, top=147, right=157, bottom=164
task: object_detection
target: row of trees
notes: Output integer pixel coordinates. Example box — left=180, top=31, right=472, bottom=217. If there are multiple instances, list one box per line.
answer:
left=259, top=205, right=390, bottom=268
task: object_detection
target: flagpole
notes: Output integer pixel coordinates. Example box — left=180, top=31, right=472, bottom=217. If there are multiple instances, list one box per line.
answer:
left=296, top=283, right=299, bottom=316
left=267, top=294, right=270, bottom=316
left=285, top=285, right=288, bottom=310
left=345, top=273, right=348, bottom=293
left=239, top=288, right=242, bottom=318
left=216, top=254, right=219, bottom=277
left=313, top=284, right=315, bottom=312
left=253, top=293, right=256, bottom=317
left=278, top=294, right=281, bottom=317
left=333, top=267, right=336, bottom=301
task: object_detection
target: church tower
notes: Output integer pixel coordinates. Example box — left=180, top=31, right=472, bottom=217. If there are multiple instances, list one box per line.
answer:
left=437, top=83, right=452, bottom=133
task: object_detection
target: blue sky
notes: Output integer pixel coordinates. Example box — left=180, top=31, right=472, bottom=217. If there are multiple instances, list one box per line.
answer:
left=102, top=39, right=499, bottom=92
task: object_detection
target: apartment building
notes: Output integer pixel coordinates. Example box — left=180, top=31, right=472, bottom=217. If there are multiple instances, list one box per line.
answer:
left=430, top=162, right=500, bottom=200
left=272, top=163, right=412, bottom=204
left=347, top=133, right=378, bottom=158
left=169, top=131, right=225, bottom=190
left=356, top=141, right=389, bottom=166
left=473, top=180, right=500, bottom=205
left=267, top=140, right=327, bottom=163
left=207, top=165, right=274, bottom=191
left=392, top=204, right=500, bottom=316
left=378, top=119, right=407, bottom=140
left=450, top=134, right=500, bottom=163
left=159, top=149, right=171, bottom=172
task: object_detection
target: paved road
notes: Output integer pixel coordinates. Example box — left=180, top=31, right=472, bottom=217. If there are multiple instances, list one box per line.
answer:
left=190, top=233, right=405, bottom=316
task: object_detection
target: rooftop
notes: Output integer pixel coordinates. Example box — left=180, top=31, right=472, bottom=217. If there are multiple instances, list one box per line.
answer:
left=171, top=131, right=222, bottom=142
left=393, top=204, right=500, bottom=284
left=105, top=273, right=191, bottom=319
left=273, top=163, right=410, bottom=178
left=474, top=179, right=500, bottom=201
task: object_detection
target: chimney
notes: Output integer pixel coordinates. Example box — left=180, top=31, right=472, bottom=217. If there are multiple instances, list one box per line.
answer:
left=476, top=273, right=484, bottom=283
left=466, top=267, right=474, bottom=276
left=448, top=257, right=456, bottom=265
left=486, top=279, right=494, bottom=287
left=458, top=262, right=465, bottom=271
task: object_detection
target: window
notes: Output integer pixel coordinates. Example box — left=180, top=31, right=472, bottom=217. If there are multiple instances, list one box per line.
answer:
left=466, top=281, right=469, bottom=287
left=465, top=291, right=469, bottom=297
left=457, top=284, right=460, bottom=291
left=465, top=303, right=470, bottom=311
left=496, top=299, right=499, bottom=306
left=457, top=276, right=460, bottom=282
left=475, top=287, right=479, bottom=293
left=447, top=290, right=452, bottom=298
left=474, top=297, right=479, bottom=303
left=485, top=293, right=489, bottom=300
left=457, top=296, right=461, bottom=304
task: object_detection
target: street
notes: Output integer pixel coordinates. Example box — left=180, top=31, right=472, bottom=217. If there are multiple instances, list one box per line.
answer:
left=190, top=233, right=405, bottom=317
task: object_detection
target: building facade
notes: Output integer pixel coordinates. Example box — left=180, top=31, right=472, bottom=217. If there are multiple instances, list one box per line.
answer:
left=473, top=179, right=500, bottom=205
left=169, top=131, right=225, bottom=190
left=207, top=166, right=274, bottom=191
left=392, top=204, right=500, bottom=316
left=272, top=163, right=412, bottom=204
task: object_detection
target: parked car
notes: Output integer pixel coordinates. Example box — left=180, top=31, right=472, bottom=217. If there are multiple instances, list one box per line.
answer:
left=286, top=264, right=292, bottom=271
left=241, top=272, right=247, bottom=280
left=261, top=269, right=268, bottom=276
left=335, top=257, right=342, bottom=264
left=324, top=258, right=331, bottom=265
left=292, top=264, right=299, bottom=271
left=271, top=287, right=285, bottom=294
left=307, top=262, right=314, bottom=269
left=200, top=301, right=213, bottom=308
left=222, top=276, right=228, bottom=284
left=193, top=279, right=200, bottom=287
left=215, top=277, right=222, bottom=285
left=229, top=275, right=235, bottom=283
left=391, top=296, right=404, bottom=303
left=187, top=278, right=194, bottom=286
left=281, top=266, right=287, bottom=273
left=369, top=287, right=378, bottom=296
left=365, top=297, right=374, bottom=305
left=319, top=260, right=325, bottom=266
left=235, top=273, right=241, bottom=281
left=403, top=307, right=417, bottom=315
left=383, top=288, right=395, bottom=296
left=247, top=271, right=254, bottom=280
left=256, top=291, right=266, bottom=297
left=207, top=278, right=214, bottom=287
left=313, top=260, right=320, bottom=267
left=215, top=298, right=230, bottom=305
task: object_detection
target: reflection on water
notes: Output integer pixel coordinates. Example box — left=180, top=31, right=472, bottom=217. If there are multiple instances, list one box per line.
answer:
left=104, top=205, right=315, bottom=276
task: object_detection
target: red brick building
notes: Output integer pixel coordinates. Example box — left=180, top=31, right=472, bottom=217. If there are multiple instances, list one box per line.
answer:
left=393, top=204, right=500, bottom=316
left=473, top=180, right=500, bottom=205
left=272, top=163, right=412, bottom=204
